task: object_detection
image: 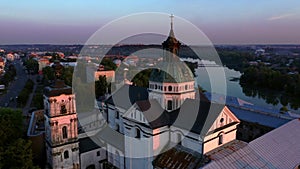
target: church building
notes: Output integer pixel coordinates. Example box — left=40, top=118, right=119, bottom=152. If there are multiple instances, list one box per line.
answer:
left=102, top=16, right=240, bottom=169
left=40, top=15, right=240, bottom=169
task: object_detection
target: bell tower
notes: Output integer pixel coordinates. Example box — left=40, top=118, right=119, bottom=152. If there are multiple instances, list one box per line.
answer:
left=162, top=14, right=181, bottom=62
left=149, top=15, right=196, bottom=111
left=44, top=61, right=80, bottom=169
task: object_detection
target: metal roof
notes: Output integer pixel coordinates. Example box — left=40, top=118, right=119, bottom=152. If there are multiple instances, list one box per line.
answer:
left=228, top=106, right=290, bottom=128
left=105, top=84, right=149, bottom=110
left=203, top=119, right=300, bottom=169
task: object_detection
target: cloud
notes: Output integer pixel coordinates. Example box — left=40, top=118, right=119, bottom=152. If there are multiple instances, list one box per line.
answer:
left=268, top=13, right=295, bottom=21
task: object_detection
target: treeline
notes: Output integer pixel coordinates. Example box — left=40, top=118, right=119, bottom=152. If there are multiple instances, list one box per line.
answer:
left=218, top=50, right=254, bottom=72
left=17, top=79, right=34, bottom=107
left=240, top=66, right=300, bottom=97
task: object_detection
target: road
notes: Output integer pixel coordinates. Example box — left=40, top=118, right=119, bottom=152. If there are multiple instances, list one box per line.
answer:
left=0, top=59, right=28, bottom=108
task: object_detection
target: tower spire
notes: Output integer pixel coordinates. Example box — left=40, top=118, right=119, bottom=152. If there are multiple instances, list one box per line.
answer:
left=170, top=14, right=174, bottom=30
left=169, top=14, right=175, bottom=38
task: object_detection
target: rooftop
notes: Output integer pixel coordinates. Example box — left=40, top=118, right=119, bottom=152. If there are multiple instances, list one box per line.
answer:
left=203, top=119, right=300, bottom=169
left=153, top=144, right=209, bottom=169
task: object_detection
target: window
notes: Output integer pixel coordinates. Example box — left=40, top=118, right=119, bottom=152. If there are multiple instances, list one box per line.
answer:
left=115, top=111, right=119, bottom=119
left=220, top=118, right=224, bottom=123
left=96, top=151, right=100, bottom=156
left=116, top=124, right=120, bottom=132
left=218, top=133, right=224, bottom=145
left=64, top=150, right=69, bottom=159
left=115, top=151, right=120, bottom=168
left=167, top=100, right=172, bottom=110
left=220, top=118, right=224, bottom=127
left=168, top=86, right=172, bottom=91
left=86, top=164, right=95, bottom=169
left=177, top=133, right=182, bottom=145
left=61, top=105, right=67, bottom=114
left=135, top=128, right=141, bottom=139
left=62, top=126, right=68, bottom=139
left=185, top=85, right=188, bottom=90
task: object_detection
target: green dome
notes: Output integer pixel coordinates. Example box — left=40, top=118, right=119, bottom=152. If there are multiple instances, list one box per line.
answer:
left=149, top=60, right=194, bottom=83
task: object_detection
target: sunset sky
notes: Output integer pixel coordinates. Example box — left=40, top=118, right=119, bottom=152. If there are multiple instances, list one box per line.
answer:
left=1, top=0, right=300, bottom=44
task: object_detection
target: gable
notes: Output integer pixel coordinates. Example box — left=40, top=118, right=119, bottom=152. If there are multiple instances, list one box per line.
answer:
left=207, top=106, right=240, bottom=133
left=123, top=104, right=150, bottom=126
left=123, top=100, right=169, bottom=129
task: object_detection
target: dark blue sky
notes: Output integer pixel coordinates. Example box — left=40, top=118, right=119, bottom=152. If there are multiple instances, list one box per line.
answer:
left=1, top=0, right=300, bottom=44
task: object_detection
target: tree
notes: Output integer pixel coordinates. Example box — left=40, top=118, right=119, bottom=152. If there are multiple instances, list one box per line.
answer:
left=42, top=66, right=73, bottom=86
left=62, top=67, right=74, bottom=86
left=0, top=108, right=39, bottom=169
left=42, top=66, right=55, bottom=82
left=74, top=78, right=95, bottom=112
left=75, top=61, right=87, bottom=83
left=95, top=75, right=108, bottom=98
left=25, top=58, right=39, bottom=74
left=49, top=53, right=60, bottom=62
left=17, top=79, right=34, bottom=107
left=101, top=58, right=117, bottom=71
left=131, top=69, right=152, bottom=87
left=32, top=93, right=44, bottom=109
left=0, top=64, right=16, bottom=86
left=2, top=139, right=39, bottom=169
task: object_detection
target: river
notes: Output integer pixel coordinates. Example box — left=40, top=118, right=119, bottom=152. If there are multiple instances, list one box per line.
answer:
left=182, top=58, right=300, bottom=114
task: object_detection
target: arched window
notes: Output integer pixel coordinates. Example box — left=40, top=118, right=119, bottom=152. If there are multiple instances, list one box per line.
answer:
left=61, top=105, right=67, bottom=114
left=62, top=126, right=68, bottom=139
left=167, top=100, right=172, bottom=110
left=64, top=150, right=69, bottom=159
left=185, top=85, right=188, bottom=90
left=116, top=124, right=120, bottom=132
left=218, top=133, right=224, bottom=145
left=115, top=110, right=119, bottom=119
left=168, top=86, right=172, bottom=91
left=135, top=128, right=141, bottom=139
left=177, top=133, right=182, bottom=145
left=220, top=118, right=224, bottom=127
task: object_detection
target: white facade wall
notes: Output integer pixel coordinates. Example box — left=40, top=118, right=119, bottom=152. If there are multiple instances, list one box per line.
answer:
left=170, top=127, right=203, bottom=154
left=203, top=124, right=238, bottom=154
left=107, top=145, right=125, bottom=169
left=80, top=148, right=106, bottom=169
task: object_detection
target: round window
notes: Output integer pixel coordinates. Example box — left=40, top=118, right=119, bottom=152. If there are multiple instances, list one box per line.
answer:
left=220, top=118, right=224, bottom=123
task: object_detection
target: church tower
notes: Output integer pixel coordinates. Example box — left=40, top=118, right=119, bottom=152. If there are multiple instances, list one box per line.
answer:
left=149, top=15, right=195, bottom=111
left=44, top=61, right=80, bottom=169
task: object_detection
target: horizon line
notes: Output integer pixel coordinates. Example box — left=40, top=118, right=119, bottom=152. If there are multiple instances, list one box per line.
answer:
left=1, top=43, right=300, bottom=46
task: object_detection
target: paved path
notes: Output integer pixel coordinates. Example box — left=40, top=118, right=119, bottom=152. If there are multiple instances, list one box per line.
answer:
left=22, top=75, right=37, bottom=116
left=0, top=60, right=28, bottom=108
